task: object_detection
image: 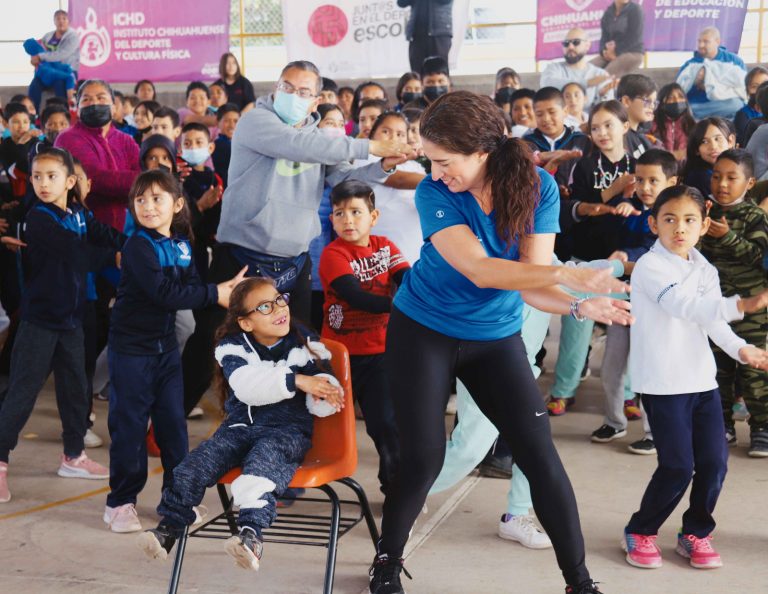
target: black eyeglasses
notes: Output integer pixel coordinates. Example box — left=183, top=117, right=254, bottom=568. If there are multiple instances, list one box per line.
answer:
left=249, top=293, right=290, bottom=316
left=562, top=39, right=587, bottom=48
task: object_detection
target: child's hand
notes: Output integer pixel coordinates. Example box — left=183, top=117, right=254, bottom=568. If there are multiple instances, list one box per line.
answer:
left=613, top=202, right=641, bottom=217
left=197, top=185, right=223, bottom=211
left=1, top=236, right=26, bottom=252
left=706, top=216, right=730, bottom=238
left=576, top=202, right=616, bottom=217
left=608, top=250, right=628, bottom=262
left=295, top=374, right=345, bottom=410
left=0, top=219, right=8, bottom=235
left=605, top=173, right=635, bottom=201
left=1, top=200, right=19, bottom=211
left=739, top=345, right=768, bottom=370
left=216, top=266, right=248, bottom=307
left=539, top=149, right=583, bottom=173
left=738, top=288, right=768, bottom=314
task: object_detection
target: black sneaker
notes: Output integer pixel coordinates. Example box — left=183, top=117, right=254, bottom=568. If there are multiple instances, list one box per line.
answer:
left=590, top=424, right=627, bottom=443
left=369, top=554, right=412, bottom=594
left=565, top=580, right=603, bottom=593
left=627, top=438, right=656, bottom=455
left=137, top=525, right=178, bottom=561
left=748, top=426, right=768, bottom=458
left=478, top=453, right=513, bottom=479
left=225, top=526, right=263, bottom=571
left=725, top=423, right=737, bottom=446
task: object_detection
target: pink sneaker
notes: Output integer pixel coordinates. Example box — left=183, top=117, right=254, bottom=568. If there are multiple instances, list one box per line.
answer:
left=57, top=452, right=109, bottom=479
left=0, top=462, right=10, bottom=503
left=104, top=503, right=143, bottom=533
left=622, top=531, right=662, bottom=568
left=676, top=532, right=723, bottom=568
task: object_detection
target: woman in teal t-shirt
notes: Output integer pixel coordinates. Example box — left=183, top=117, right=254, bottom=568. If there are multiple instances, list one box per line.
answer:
left=367, top=91, right=633, bottom=594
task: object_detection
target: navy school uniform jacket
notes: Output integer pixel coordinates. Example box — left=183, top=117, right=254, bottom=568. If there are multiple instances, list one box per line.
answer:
left=109, top=228, right=218, bottom=355
left=21, top=201, right=126, bottom=331
left=522, top=126, right=591, bottom=188
left=214, top=329, right=339, bottom=429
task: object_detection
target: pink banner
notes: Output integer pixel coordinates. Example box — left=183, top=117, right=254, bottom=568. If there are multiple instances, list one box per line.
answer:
left=70, top=0, right=230, bottom=82
left=536, top=0, right=612, bottom=61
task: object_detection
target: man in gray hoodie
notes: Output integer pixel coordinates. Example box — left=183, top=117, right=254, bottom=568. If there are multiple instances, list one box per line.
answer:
left=181, top=59, right=413, bottom=415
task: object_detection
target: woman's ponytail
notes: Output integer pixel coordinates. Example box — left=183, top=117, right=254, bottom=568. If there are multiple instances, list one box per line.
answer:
left=485, top=136, right=539, bottom=246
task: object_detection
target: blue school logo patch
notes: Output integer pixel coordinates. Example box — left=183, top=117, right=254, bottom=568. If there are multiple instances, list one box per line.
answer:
left=176, top=241, right=192, bottom=262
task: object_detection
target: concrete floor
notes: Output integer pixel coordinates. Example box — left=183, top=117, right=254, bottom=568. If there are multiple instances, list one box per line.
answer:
left=1, top=323, right=768, bottom=594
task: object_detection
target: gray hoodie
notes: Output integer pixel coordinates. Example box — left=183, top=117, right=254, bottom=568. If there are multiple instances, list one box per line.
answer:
left=217, top=94, right=390, bottom=257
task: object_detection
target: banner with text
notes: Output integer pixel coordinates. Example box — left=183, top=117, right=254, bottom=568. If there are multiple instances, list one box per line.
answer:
left=536, top=0, right=747, bottom=60
left=282, top=0, right=469, bottom=79
left=640, top=0, right=747, bottom=53
left=70, top=0, right=230, bottom=82
left=536, top=0, right=613, bottom=61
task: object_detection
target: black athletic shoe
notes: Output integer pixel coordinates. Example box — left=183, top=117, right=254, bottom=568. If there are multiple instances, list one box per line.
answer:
left=369, top=554, right=412, bottom=594
left=590, top=424, right=627, bottom=443
left=225, top=526, right=264, bottom=571
left=627, top=438, right=656, bottom=455
left=565, top=580, right=603, bottom=593
left=477, top=453, right=513, bottom=479
left=137, top=525, right=178, bottom=561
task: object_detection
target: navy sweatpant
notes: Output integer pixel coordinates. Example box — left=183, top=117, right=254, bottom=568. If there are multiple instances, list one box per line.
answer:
left=626, top=389, right=728, bottom=537
left=107, top=349, right=188, bottom=507
left=157, top=421, right=311, bottom=536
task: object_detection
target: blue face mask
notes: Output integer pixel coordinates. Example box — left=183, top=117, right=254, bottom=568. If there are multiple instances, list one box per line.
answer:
left=273, top=91, right=313, bottom=126
left=181, top=147, right=209, bottom=166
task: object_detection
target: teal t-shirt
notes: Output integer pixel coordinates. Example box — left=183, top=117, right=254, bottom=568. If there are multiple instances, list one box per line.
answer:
left=394, top=167, right=560, bottom=340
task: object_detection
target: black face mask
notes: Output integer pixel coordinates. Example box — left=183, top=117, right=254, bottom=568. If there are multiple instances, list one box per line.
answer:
left=495, top=87, right=515, bottom=105
left=660, top=101, right=687, bottom=120
left=401, top=91, right=423, bottom=104
left=79, top=104, right=112, bottom=128
left=424, top=85, right=449, bottom=101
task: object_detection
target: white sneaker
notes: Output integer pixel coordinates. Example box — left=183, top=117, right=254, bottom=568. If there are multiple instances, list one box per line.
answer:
left=0, top=462, right=10, bottom=503
left=193, top=505, right=209, bottom=526
left=104, top=503, right=143, bottom=533
left=187, top=406, right=204, bottom=419
left=498, top=514, right=552, bottom=549
left=445, top=393, right=458, bottom=416
left=84, top=428, right=103, bottom=448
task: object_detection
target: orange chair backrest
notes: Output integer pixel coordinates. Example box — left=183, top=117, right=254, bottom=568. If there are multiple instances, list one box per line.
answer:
left=302, top=338, right=357, bottom=476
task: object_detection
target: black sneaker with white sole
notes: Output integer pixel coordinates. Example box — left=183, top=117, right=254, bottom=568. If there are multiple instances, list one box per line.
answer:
left=590, top=424, right=627, bottom=443
left=225, top=526, right=263, bottom=570
left=369, top=554, right=412, bottom=594
left=725, top=423, right=737, bottom=446
left=627, top=438, right=656, bottom=455
left=565, top=580, right=603, bottom=593
left=748, top=426, right=768, bottom=457
left=137, top=524, right=178, bottom=561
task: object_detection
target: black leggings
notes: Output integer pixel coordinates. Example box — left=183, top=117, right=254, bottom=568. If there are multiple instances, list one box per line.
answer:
left=381, top=308, right=590, bottom=587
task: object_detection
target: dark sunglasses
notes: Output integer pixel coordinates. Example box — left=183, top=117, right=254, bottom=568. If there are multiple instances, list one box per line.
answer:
left=562, top=39, right=586, bottom=48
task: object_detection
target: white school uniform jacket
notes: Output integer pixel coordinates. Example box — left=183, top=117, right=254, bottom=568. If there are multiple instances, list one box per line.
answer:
left=629, top=240, right=747, bottom=396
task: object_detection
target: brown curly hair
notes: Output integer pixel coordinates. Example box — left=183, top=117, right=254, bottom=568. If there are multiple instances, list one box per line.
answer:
left=419, top=90, right=540, bottom=246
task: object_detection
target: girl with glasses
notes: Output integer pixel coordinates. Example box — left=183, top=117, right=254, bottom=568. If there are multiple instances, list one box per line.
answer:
left=139, top=276, right=344, bottom=571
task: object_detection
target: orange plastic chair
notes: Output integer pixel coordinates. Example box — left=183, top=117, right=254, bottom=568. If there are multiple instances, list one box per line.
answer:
left=167, top=338, right=379, bottom=594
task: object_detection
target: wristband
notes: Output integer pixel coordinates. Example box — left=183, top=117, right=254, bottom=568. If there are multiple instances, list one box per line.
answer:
left=570, top=298, right=587, bottom=322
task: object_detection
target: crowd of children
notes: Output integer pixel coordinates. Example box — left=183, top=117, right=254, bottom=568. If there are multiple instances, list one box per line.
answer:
left=1, top=47, right=768, bottom=591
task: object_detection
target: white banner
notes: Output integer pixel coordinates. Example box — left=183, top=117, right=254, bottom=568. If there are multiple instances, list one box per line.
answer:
left=282, top=0, right=468, bottom=79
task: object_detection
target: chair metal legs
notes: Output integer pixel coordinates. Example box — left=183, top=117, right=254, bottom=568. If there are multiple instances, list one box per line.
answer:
left=168, top=526, right=189, bottom=594
left=338, top=477, right=381, bottom=546
left=318, top=485, right=341, bottom=594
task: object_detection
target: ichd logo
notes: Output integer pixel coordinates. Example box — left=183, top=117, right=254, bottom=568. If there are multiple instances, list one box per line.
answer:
left=77, top=7, right=111, bottom=67
left=565, top=0, right=595, bottom=11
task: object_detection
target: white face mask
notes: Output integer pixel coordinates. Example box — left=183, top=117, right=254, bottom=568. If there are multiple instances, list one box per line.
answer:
left=181, top=147, right=209, bottom=166
left=320, top=127, right=345, bottom=138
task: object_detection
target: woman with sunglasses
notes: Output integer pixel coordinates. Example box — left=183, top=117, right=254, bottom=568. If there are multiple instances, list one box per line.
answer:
left=590, top=0, right=645, bottom=78
left=540, top=27, right=617, bottom=109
